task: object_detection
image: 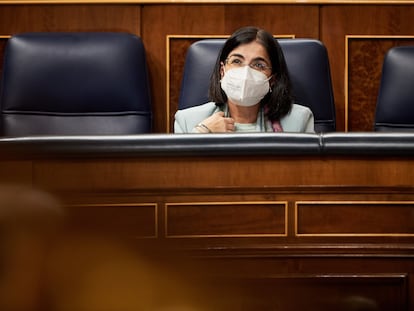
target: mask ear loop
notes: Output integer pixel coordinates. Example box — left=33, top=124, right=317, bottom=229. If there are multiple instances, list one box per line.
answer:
left=268, top=74, right=275, bottom=93
left=219, top=61, right=230, bottom=117
left=219, top=61, right=226, bottom=81
left=224, top=105, right=230, bottom=118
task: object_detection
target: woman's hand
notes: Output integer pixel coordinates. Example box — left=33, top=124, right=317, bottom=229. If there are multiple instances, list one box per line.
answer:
left=196, top=112, right=235, bottom=133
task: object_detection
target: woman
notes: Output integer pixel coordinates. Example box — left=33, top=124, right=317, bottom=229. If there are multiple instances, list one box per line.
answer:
left=174, top=26, right=314, bottom=133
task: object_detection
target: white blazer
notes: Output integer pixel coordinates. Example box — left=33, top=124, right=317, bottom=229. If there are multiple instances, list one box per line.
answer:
left=174, top=102, right=315, bottom=133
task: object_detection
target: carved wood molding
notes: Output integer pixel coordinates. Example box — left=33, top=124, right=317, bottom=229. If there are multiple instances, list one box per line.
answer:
left=1, top=0, right=414, bottom=4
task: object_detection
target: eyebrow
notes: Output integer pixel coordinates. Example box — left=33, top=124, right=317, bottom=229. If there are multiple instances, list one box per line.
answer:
left=228, top=53, right=245, bottom=59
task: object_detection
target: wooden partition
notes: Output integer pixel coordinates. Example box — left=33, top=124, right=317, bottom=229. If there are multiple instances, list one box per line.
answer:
left=1, top=1, right=414, bottom=132
left=0, top=133, right=413, bottom=309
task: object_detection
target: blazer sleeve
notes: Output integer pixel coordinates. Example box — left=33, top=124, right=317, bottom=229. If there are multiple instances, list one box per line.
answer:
left=281, top=104, right=315, bottom=133
left=174, top=102, right=218, bottom=133
left=174, top=111, right=186, bottom=133
left=304, top=112, right=315, bottom=133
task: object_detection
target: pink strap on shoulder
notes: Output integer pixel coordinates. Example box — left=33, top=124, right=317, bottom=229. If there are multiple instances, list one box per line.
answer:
left=271, top=120, right=283, bottom=132
left=264, top=105, right=283, bottom=132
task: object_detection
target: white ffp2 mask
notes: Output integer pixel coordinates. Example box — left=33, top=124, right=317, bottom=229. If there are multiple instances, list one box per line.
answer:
left=220, top=66, right=271, bottom=107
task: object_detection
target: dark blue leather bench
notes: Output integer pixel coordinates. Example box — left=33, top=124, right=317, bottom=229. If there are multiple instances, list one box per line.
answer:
left=1, top=132, right=414, bottom=159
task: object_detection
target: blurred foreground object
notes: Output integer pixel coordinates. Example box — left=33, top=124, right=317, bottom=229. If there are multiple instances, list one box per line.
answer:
left=0, top=183, right=64, bottom=311
left=0, top=184, right=229, bottom=311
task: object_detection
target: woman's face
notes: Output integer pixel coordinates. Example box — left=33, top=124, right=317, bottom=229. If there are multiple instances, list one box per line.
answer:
left=220, top=40, right=273, bottom=79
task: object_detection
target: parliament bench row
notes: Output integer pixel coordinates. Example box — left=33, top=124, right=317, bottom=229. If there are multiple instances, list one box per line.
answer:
left=0, top=132, right=414, bottom=159
left=1, top=32, right=413, bottom=135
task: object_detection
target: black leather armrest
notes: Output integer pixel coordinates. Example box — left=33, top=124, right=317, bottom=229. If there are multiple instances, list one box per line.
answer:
left=3, top=133, right=414, bottom=160
left=322, top=132, right=414, bottom=155
left=0, top=133, right=321, bottom=159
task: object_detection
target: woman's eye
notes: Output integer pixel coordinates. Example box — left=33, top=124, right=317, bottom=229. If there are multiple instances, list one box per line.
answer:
left=254, top=63, right=266, bottom=70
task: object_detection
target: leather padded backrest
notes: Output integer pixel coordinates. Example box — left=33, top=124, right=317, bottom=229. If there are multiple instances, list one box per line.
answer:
left=374, top=45, right=414, bottom=132
left=0, top=32, right=152, bottom=136
left=178, top=39, right=336, bottom=132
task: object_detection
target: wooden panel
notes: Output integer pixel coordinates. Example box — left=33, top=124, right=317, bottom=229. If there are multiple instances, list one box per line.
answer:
left=165, top=201, right=287, bottom=237
left=211, top=274, right=407, bottom=311
left=0, top=161, right=33, bottom=185
left=321, top=5, right=414, bottom=131
left=347, top=36, right=414, bottom=132
left=0, top=5, right=141, bottom=34
left=142, top=4, right=319, bottom=132
left=0, top=36, right=10, bottom=80
left=296, top=201, right=414, bottom=236
left=65, top=203, right=157, bottom=238
left=32, top=157, right=414, bottom=191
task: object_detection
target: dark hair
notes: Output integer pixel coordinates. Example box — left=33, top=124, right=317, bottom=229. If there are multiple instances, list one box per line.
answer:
left=208, top=26, right=294, bottom=122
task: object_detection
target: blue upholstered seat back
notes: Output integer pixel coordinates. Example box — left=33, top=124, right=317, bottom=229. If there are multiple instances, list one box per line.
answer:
left=0, top=32, right=152, bottom=135
left=374, top=45, right=414, bottom=131
left=178, top=39, right=336, bottom=133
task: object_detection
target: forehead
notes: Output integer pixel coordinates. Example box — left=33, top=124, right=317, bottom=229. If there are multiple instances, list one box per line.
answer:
left=229, top=41, right=270, bottom=61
